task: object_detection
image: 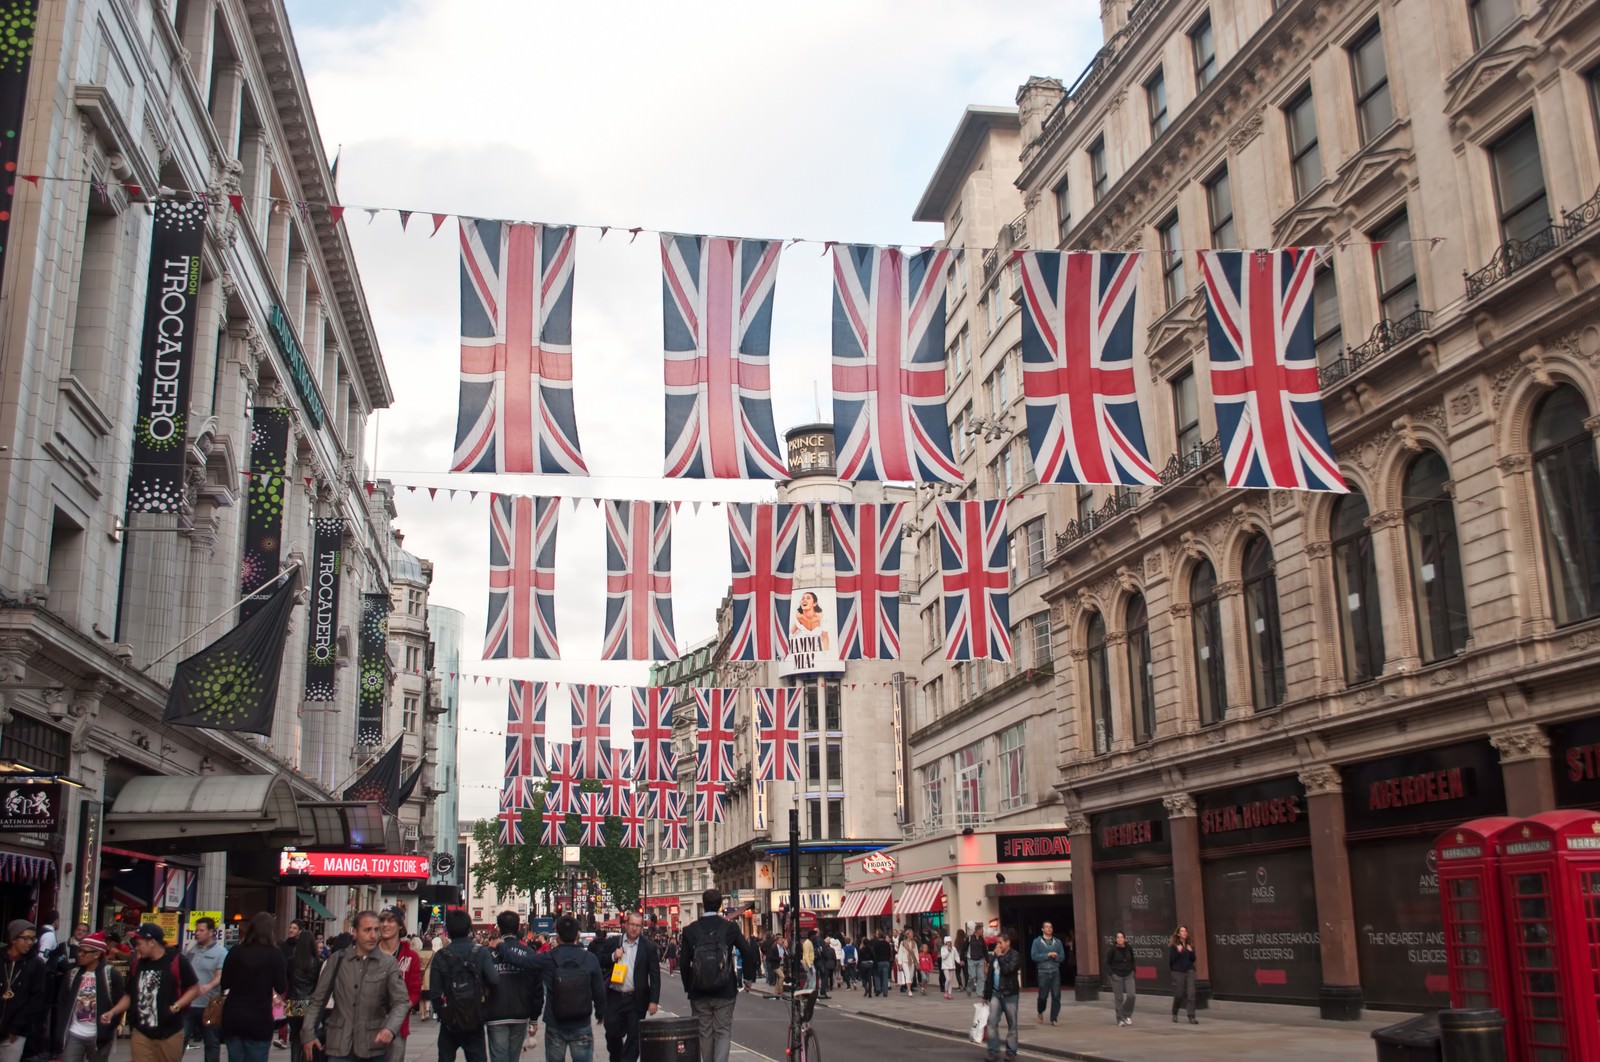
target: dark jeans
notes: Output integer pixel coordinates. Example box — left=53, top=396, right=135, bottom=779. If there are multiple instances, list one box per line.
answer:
left=225, top=1039, right=271, bottom=1062
left=873, top=960, right=890, bottom=997
left=438, top=1024, right=488, bottom=1062
left=1171, top=970, right=1196, bottom=1019
left=486, top=1023, right=528, bottom=1062
left=602, top=993, right=642, bottom=1062
left=1035, top=969, right=1061, bottom=1021
left=544, top=1024, right=592, bottom=1062
left=186, top=1009, right=222, bottom=1062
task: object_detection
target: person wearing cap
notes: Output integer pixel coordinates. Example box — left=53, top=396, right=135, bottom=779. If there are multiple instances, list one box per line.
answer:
left=101, top=923, right=200, bottom=1062
left=302, top=911, right=408, bottom=1062
left=0, top=921, right=44, bottom=1062
left=374, top=908, right=420, bottom=1062
left=185, top=917, right=227, bottom=1062
left=50, top=932, right=122, bottom=1062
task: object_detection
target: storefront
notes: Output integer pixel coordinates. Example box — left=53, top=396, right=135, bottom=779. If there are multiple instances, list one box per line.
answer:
left=992, top=828, right=1073, bottom=987
left=0, top=776, right=64, bottom=929
left=1550, top=716, right=1600, bottom=808
left=893, top=878, right=947, bottom=937
left=1197, top=777, right=1320, bottom=1004
left=1091, top=801, right=1173, bottom=994
left=1341, top=740, right=1506, bottom=1010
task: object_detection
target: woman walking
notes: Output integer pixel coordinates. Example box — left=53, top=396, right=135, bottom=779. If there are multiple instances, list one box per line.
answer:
left=939, top=934, right=959, bottom=999
left=218, top=913, right=288, bottom=1062
left=1169, top=926, right=1198, bottom=1024
left=1106, top=931, right=1137, bottom=1027
left=896, top=930, right=918, bottom=995
left=283, top=928, right=322, bottom=1058
left=952, top=929, right=969, bottom=993
left=965, top=928, right=986, bottom=996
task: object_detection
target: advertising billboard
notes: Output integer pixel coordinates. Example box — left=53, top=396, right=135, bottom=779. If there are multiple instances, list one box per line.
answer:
left=278, top=851, right=430, bottom=880
left=779, top=586, right=846, bottom=677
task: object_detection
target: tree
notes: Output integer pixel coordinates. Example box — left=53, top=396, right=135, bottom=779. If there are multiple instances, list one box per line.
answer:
left=470, top=780, right=641, bottom=915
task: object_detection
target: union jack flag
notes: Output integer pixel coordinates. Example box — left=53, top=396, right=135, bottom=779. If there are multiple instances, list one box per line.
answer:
left=498, top=777, right=530, bottom=845
left=831, top=245, right=961, bottom=483
left=602, top=501, right=678, bottom=660
left=544, top=744, right=577, bottom=817
left=727, top=503, right=802, bottom=661
left=659, top=790, right=688, bottom=850
left=541, top=804, right=567, bottom=846
left=937, top=500, right=1012, bottom=661
left=694, top=688, right=738, bottom=782
left=1199, top=249, right=1346, bottom=492
left=1019, top=251, right=1159, bottom=485
left=452, top=220, right=587, bottom=474
left=569, top=684, right=613, bottom=779
left=615, top=789, right=648, bottom=848
left=599, top=748, right=633, bottom=815
left=504, top=680, right=547, bottom=780
left=579, top=792, right=609, bottom=847
left=485, top=494, right=559, bottom=660
left=661, top=235, right=789, bottom=479
left=829, top=503, right=906, bottom=659
left=754, top=687, right=802, bottom=782
left=694, top=764, right=727, bottom=824
left=630, top=686, right=677, bottom=785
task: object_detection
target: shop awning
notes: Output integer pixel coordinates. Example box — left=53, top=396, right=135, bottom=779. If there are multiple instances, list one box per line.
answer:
left=296, top=891, right=335, bottom=919
left=895, top=879, right=946, bottom=915
left=105, top=774, right=301, bottom=854
left=839, top=886, right=892, bottom=919
left=295, top=802, right=398, bottom=852
left=0, top=852, right=55, bottom=883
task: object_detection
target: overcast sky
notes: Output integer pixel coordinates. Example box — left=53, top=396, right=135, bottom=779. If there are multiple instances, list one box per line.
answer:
left=283, top=0, right=1101, bottom=820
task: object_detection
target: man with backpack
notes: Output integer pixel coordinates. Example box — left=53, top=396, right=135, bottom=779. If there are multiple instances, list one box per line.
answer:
left=678, top=890, right=756, bottom=1062
left=484, top=912, right=542, bottom=1062
left=50, top=932, right=121, bottom=1062
left=303, top=911, right=409, bottom=1062
left=100, top=924, right=200, bottom=1062
left=593, top=913, right=659, bottom=1062
left=429, top=909, right=500, bottom=1062
left=493, top=915, right=603, bottom=1062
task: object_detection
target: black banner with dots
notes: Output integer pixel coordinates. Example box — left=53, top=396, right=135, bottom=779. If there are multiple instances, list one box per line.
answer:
left=240, top=407, right=290, bottom=622
left=303, top=517, right=344, bottom=702
left=0, top=3, right=35, bottom=297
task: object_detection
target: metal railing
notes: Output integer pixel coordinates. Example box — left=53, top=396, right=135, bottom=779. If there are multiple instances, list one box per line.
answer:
left=1562, top=182, right=1600, bottom=236
left=1055, top=488, right=1141, bottom=550
left=1157, top=434, right=1222, bottom=485
left=1318, top=306, right=1434, bottom=387
left=1464, top=222, right=1570, bottom=299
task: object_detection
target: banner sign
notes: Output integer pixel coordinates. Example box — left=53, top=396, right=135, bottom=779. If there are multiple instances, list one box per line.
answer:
left=279, top=850, right=430, bottom=880
left=0, top=3, right=36, bottom=294
left=240, top=407, right=290, bottom=622
left=0, top=779, right=60, bottom=832
left=779, top=585, right=846, bottom=677
left=995, top=829, right=1072, bottom=863
left=303, top=518, right=344, bottom=701
left=267, top=304, right=326, bottom=428
left=127, top=197, right=208, bottom=514
left=73, top=800, right=101, bottom=929
left=357, top=593, right=390, bottom=744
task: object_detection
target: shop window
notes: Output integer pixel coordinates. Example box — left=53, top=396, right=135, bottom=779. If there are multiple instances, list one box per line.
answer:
left=1348, top=22, right=1394, bottom=144
left=1126, top=594, right=1156, bottom=744
left=998, top=723, right=1027, bottom=809
left=1242, top=535, right=1286, bottom=711
left=1531, top=386, right=1600, bottom=625
left=1332, top=489, right=1387, bottom=682
left=1404, top=451, right=1470, bottom=661
left=1146, top=68, right=1169, bottom=137
left=1158, top=211, right=1185, bottom=309
left=955, top=740, right=984, bottom=826
left=1285, top=86, right=1322, bottom=198
left=1191, top=560, right=1227, bottom=725
left=1086, top=611, right=1114, bottom=754
left=1190, top=12, right=1218, bottom=91
left=1489, top=117, right=1550, bottom=246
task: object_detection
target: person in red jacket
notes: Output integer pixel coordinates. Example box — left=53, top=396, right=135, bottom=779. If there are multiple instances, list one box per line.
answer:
left=376, top=908, right=423, bottom=1062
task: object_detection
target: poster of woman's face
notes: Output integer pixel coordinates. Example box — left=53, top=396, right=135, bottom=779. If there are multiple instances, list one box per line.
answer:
left=780, top=586, right=845, bottom=678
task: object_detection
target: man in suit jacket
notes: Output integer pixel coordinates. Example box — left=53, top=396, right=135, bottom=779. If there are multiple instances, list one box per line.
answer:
left=593, top=913, right=660, bottom=1062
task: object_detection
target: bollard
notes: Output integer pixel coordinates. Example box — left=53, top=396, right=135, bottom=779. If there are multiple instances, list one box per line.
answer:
left=1438, top=1008, right=1507, bottom=1062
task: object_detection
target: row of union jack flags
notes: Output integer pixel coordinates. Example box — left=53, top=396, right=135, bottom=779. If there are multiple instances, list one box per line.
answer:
left=453, top=219, right=1346, bottom=494
left=497, top=682, right=807, bottom=845
left=487, top=496, right=1012, bottom=663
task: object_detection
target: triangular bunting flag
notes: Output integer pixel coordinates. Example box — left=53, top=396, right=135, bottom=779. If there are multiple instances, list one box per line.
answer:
left=328, top=205, right=346, bottom=224
left=398, top=210, right=412, bottom=231
left=431, top=213, right=448, bottom=236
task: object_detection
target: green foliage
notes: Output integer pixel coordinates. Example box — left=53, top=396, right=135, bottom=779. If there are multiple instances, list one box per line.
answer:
left=469, top=780, right=641, bottom=912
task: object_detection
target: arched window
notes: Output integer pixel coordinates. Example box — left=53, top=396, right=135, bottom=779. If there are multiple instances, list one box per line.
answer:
left=1242, top=536, right=1286, bottom=710
left=1191, top=561, right=1227, bottom=725
left=1332, top=490, right=1385, bottom=683
left=1126, top=594, right=1156, bottom=743
left=1086, top=612, right=1113, bottom=755
left=1531, top=385, right=1600, bottom=625
left=1404, top=451, right=1469, bottom=661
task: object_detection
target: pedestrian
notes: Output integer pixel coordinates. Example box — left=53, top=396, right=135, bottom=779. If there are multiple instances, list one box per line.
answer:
left=938, top=935, right=959, bottom=999
left=916, top=943, right=933, bottom=995
left=1169, top=926, right=1198, bottom=1025
left=218, top=912, right=289, bottom=1062
left=0, top=921, right=43, bottom=1062
left=302, top=911, right=409, bottom=1062
left=895, top=931, right=916, bottom=995
left=1105, top=931, right=1137, bottom=1027
left=283, top=929, right=323, bottom=1062
left=663, top=940, right=677, bottom=976
left=484, top=913, right=542, bottom=1062
left=870, top=933, right=892, bottom=999
left=964, top=928, right=985, bottom=997
left=429, top=909, right=500, bottom=1062
left=375, top=908, right=421, bottom=1062
left=186, top=917, right=227, bottom=1062
left=678, top=889, right=757, bottom=1062
left=34, top=916, right=57, bottom=963
left=1029, top=921, right=1064, bottom=1026
left=516, top=915, right=603, bottom=1062
left=594, top=913, right=660, bottom=1062
left=102, top=923, right=201, bottom=1062
left=275, top=923, right=305, bottom=1050
left=980, top=934, right=1021, bottom=1062
left=416, top=941, right=436, bottom=1023
left=50, top=931, right=120, bottom=1062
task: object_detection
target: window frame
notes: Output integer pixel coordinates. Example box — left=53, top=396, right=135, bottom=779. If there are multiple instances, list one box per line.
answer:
left=1089, top=136, right=1109, bottom=203
left=1158, top=210, right=1186, bottom=309
left=1205, top=167, right=1236, bottom=250
left=1126, top=594, right=1156, bottom=744
left=1403, top=450, right=1470, bottom=662
left=1331, top=491, right=1387, bottom=684
left=1488, top=116, right=1550, bottom=245
left=998, top=723, right=1027, bottom=810
left=1054, top=176, right=1071, bottom=242
left=1190, top=12, right=1218, bottom=92
left=1190, top=560, right=1228, bottom=726
left=1284, top=86, right=1323, bottom=199
left=1313, top=265, right=1344, bottom=369
left=1172, top=366, right=1202, bottom=457
left=1085, top=611, right=1114, bottom=754
left=954, top=740, right=985, bottom=826
left=1348, top=21, right=1395, bottom=144
left=1468, top=0, right=1518, bottom=50
left=1242, top=535, right=1287, bottom=712
left=1530, top=386, right=1600, bottom=627
left=1146, top=67, right=1169, bottom=137
left=1371, top=211, right=1419, bottom=322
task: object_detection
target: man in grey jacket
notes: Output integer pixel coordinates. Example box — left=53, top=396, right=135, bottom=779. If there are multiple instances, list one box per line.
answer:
left=304, top=912, right=410, bottom=1062
left=1028, top=923, right=1064, bottom=1025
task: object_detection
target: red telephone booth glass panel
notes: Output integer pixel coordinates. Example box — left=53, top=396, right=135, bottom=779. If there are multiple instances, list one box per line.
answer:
left=1508, top=870, right=1568, bottom=1059
left=1445, top=875, right=1493, bottom=1002
left=1583, top=869, right=1600, bottom=1029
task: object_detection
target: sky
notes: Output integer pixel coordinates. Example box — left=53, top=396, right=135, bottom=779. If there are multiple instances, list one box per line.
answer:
left=282, top=0, right=1102, bottom=820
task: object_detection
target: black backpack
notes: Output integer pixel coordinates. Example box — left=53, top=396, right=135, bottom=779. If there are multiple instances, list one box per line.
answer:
left=547, top=953, right=592, bottom=1025
left=438, top=947, right=487, bottom=1032
left=690, top=927, right=732, bottom=994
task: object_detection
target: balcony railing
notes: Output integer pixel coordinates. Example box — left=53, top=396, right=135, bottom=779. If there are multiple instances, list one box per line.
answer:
left=1055, top=488, right=1140, bottom=551
left=1465, top=222, right=1571, bottom=299
left=1318, top=306, right=1434, bottom=387
left=1562, top=182, right=1600, bottom=236
left=1157, top=434, right=1222, bottom=486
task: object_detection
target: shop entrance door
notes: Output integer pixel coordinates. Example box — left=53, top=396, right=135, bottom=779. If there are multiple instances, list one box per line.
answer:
left=1506, top=868, right=1567, bottom=1059
left=998, top=895, right=1075, bottom=988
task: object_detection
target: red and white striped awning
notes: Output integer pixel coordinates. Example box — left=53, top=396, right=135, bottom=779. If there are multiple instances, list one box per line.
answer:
left=895, top=878, right=946, bottom=915
left=839, top=886, right=892, bottom=919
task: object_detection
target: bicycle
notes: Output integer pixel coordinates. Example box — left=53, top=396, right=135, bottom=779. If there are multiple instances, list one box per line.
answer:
left=785, top=968, right=821, bottom=1062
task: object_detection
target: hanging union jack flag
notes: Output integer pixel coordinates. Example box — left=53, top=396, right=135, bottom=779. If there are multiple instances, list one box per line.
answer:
left=659, top=790, right=688, bottom=850
left=695, top=765, right=728, bottom=824
left=616, top=789, right=647, bottom=848
left=601, top=501, right=678, bottom=660
left=830, top=503, right=906, bottom=660
left=831, top=245, right=961, bottom=483
left=1019, top=251, right=1160, bottom=486
left=569, top=684, right=613, bottom=779
left=578, top=792, right=608, bottom=847
left=544, top=743, right=577, bottom=817
left=452, top=220, right=587, bottom=475
left=727, top=503, right=802, bottom=661
left=661, top=235, right=789, bottom=479
left=498, top=777, right=530, bottom=845
left=600, top=748, right=633, bottom=815
left=938, top=500, right=1012, bottom=662
left=1198, top=248, right=1346, bottom=492
left=485, top=494, right=559, bottom=660
left=630, top=686, right=677, bottom=788
left=754, top=687, right=802, bottom=783
left=504, top=680, right=548, bottom=780
left=541, top=803, right=567, bottom=846
left=694, top=688, right=738, bottom=782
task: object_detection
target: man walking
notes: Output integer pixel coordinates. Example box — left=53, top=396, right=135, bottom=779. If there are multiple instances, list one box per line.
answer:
left=102, top=924, right=199, bottom=1062
left=484, top=912, right=541, bottom=1062
left=375, top=908, right=422, bottom=1062
left=594, top=913, right=659, bottom=1062
left=0, top=922, right=44, bottom=1062
left=678, top=890, right=755, bottom=1062
left=1029, top=922, right=1064, bottom=1026
left=964, top=929, right=986, bottom=997
left=430, top=910, right=500, bottom=1062
left=51, top=932, right=121, bottom=1062
left=870, top=932, right=892, bottom=999
left=493, top=915, right=602, bottom=1062
left=185, top=918, right=226, bottom=1062
left=302, top=911, right=410, bottom=1062
left=981, top=934, right=1021, bottom=1062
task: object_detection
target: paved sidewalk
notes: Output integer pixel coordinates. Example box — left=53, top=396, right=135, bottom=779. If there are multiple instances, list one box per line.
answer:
left=753, top=981, right=1410, bottom=1062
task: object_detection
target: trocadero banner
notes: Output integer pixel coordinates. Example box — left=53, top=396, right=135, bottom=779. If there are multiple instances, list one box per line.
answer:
left=127, top=197, right=208, bottom=513
left=357, top=592, right=390, bottom=745
left=303, top=517, right=344, bottom=701
left=0, top=2, right=38, bottom=297
left=240, top=407, right=290, bottom=623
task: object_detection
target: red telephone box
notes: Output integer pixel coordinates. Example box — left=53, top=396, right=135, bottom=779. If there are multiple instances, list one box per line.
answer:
left=1434, top=817, right=1521, bottom=1060
left=1497, top=809, right=1600, bottom=1061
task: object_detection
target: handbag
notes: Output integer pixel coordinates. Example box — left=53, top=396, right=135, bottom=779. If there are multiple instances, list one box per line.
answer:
left=968, top=1001, right=987, bottom=1044
left=202, top=993, right=225, bottom=1028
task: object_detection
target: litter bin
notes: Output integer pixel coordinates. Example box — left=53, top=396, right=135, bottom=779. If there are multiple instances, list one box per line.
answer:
left=1437, top=1009, right=1506, bottom=1062
left=640, top=1016, right=700, bottom=1061
left=1372, top=1013, right=1442, bottom=1062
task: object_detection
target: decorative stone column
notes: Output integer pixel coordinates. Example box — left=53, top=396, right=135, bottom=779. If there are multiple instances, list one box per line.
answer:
left=1490, top=724, right=1554, bottom=816
left=1164, top=792, right=1210, bottom=1007
left=1299, top=765, right=1363, bottom=1020
left=1065, top=812, right=1099, bottom=1000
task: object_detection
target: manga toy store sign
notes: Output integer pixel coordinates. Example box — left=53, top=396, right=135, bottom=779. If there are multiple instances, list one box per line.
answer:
left=0, top=780, right=62, bottom=832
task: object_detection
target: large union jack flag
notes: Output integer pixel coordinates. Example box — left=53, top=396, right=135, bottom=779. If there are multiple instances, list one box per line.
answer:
left=485, top=495, right=559, bottom=660
left=694, top=688, right=738, bottom=782
left=569, top=684, right=613, bottom=779
left=630, top=686, right=677, bottom=788
left=578, top=792, right=608, bottom=847
left=754, top=687, right=802, bottom=782
left=600, top=748, right=633, bottom=815
left=452, top=220, right=587, bottom=475
left=544, top=743, right=577, bottom=817
left=938, top=500, right=1012, bottom=661
left=661, top=235, right=789, bottom=479
left=829, top=503, right=906, bottom=659
left=727, top=503, right=802, bottom=661
left=659, top=790, right=688, bottom=850
left=498, top=777, right=530, bottom=845
left=616, top=789, right=647, bottom=848
left=1199, top=248, right=1346, bottom=492
left=541, top=803, right=567, bottom=846
left=504, top=680, right=548, bottom=780
left=602, top=501, right=678, bottom=660
left=694, top=766, right=728, bottom=824
left=1020, top=251, right=1159, bottom=485
left=831, top=245, right=961, bottom=482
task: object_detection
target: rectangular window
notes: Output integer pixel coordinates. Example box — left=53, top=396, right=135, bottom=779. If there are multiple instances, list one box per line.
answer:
left=1206, top=167, right=1236, bottom=249
left=1313, top=266, right=1344, bottom=369
left=999, top=448, right=1014, bottom=494
left=824, top=680, right=841, bottom=732
left=1017, top=437, right=1038, bottom=487
left=955, top=401, right=972, bottom=458
left=806, top=742, right=821, bottom=792
left=1146, top=68, right=1169, bottom=137
left=1490, top=117, right=1550, bottom=245
left=1191, top=13, right=1218, bottom=91
left=1173, top=366, right=1201, bottom=456
left=1469, top=0, right=1517, bottom=48
left=922, top=762, right=943, bottom=830
left=1023, top=518, right=1046, bottom=577
left=0, top=715, right=69, bottom=775
left=1349, top=22, right=1394, bottom=144
left=955, top=740, right=985, bottom=825
left=1089, top=137, right=1109, bottom=202
left=953, top=250, right=966, bottom=296
left=1031, top=612, right=1053, bottom=664
left=986, top=285, right=1002, bottom=333
left=826, top=740, right=843, bottom=791
left=1054, top=177, right=1071, bottom=241
left=826, top=799, right=843, bottom=839
left=1077, top=486, right=1095, bottom=524
left=1589, top=67, right=1600, bottom=146
left=1372, top=211, right=1419, bottom=322
left=1285, top=87, right=1323, bottom=197
left=403, top=695, right=419, bottom=732
left=1158, top=211, right=1186, bottom=308
left=998, top=724, right=1027, bottom=810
